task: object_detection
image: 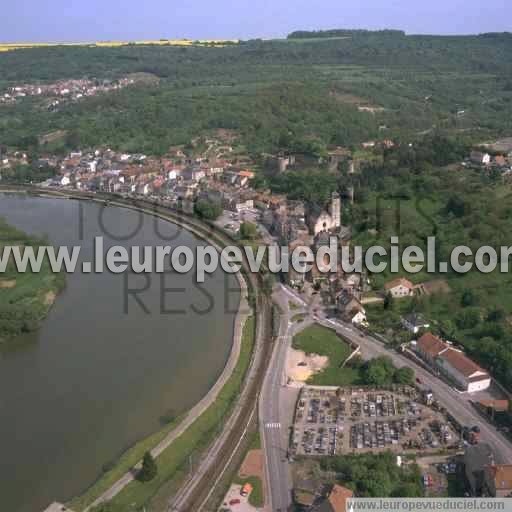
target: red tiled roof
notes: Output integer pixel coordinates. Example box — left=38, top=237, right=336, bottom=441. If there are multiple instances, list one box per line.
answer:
left=486, top=465, right=512, bottom=491
left=417, top=332, right=447, bottom=358
left=479, top=400, right=509, bottom=412
left=328, top=485, right=354, bottom=512
left=439, top=348, right=488, bottom=379
left=384, top=277, right=414, bottom=291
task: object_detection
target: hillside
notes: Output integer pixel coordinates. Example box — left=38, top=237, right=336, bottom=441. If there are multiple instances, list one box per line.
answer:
left=0, top=30, right=511, bottom=155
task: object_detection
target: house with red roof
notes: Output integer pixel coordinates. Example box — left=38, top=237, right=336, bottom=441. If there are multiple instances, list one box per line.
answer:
left=416, top=332, right=448, bottom=366
left=311, top=484, right=354, bottom=512
left=437, top=348, right=491, bottom=393
left=484, top=464, right=512, bottom=497
left=478, top=400, right=509, bottom=413
left=415, top=332, right=491, bottom=393
left=384, top=277, right=414, bottom=298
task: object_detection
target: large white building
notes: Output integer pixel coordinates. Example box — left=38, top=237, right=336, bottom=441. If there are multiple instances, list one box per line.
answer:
left=384, top=277, right=414, bottom=298
left=437, top=348, right=491, bottom=393
left=416, top=332, right=491, bottom=393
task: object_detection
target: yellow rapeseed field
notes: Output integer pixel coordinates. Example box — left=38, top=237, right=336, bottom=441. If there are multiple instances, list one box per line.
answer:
left=0, top=39, right=239, bottom=52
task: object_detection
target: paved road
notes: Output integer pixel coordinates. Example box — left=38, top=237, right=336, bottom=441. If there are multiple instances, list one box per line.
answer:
left=28, top=190, right=275, bottom=512
left=279, top=283, right=512, bottom=464
left=259, top=285, right=318, bottom=512
left=315, top=314, right=512, bottom=464
left=260, top=282, right=512, bottom=512
left=260, top=290, right=293, bottom=512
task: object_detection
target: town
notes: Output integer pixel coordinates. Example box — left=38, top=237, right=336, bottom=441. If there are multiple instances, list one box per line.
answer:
left=0, top=75, right=151, bottom=109
left=10, top=131, right=512, bottom=511
left=3, top=3, right=512, bottom=510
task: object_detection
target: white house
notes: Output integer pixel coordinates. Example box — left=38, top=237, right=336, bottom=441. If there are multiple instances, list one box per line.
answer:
left=384, top=277, right=414, bottom=298
left=437, top=348, right=491, bottom=393
left=416, top=332, right=491, bottom=393
left=137, top=183, right=150, bottom=195
left=208, top=166, right=224, bottom=175
left=235, top=199, right=254, bottom=212
left=183, top=168, right=205, bottom=182
left=350, top=310, right=367, bottom=325
left=338, top=294, right=367, bottom=325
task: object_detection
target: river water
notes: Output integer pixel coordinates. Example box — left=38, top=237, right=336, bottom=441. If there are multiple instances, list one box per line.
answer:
left=0, top=194, right=240, bottom=512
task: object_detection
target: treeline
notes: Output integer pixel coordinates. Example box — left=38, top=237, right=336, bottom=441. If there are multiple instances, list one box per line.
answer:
left=349, top=356, right=415, bottom=387
left=257, top=135, right=469, bottom=204
left=342, top=135, right=512, bottom=391
left=287, top=29, right=406, bottom=39
left=1, top=30, right=512, bottom=86
left=1, top=164, right=57, bottom=184
left=319, top=452, right=423, bottom=497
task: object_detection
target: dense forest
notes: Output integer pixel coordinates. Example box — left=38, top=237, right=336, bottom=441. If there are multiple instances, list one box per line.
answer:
left=0, top=30, right=512, bottom=155
left=346, top=141, right=512, bottom=391
left=287, top=29, right=407, bottom=39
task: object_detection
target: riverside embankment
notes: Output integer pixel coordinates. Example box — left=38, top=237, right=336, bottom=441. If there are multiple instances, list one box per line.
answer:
left=3, top=187, right=273, bottom=512
left=0, top=189, right=245, bottom=512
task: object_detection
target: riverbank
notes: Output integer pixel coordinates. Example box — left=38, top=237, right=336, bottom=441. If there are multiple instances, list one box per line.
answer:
left=0, top=210, right=65, bottom=344
left=19, top=192, right=255, bottom=511
left=0, top=191, right=244, bottom=512
left=76, top=272, right=250, bottom=511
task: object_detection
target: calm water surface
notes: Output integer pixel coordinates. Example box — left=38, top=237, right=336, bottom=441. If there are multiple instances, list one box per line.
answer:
left=0, top=194, right=239, bottom=512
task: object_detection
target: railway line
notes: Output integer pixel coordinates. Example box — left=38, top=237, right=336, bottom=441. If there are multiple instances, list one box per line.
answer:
left=8, top=187, right=275, bottom=512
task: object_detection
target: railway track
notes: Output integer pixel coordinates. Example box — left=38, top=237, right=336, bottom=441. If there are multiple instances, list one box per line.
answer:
left=127, top=199, right=274, bottom=512
left=9, top=187, right=275, bottom=512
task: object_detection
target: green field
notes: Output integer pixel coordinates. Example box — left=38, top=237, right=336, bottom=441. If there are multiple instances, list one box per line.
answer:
left=232, top=431, right=264, bottom=508
left=292, top=324, right=359, bottom=386
left=0, top=215, right=65, bottom=343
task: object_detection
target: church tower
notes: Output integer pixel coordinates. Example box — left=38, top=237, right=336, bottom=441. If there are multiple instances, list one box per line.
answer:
left=331, top=192, right=341, bottom=229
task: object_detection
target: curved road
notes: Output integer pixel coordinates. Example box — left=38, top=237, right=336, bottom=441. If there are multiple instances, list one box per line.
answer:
left=260, top=283, right=512, bottom=512
left=287, top=284, right=512, bottom=464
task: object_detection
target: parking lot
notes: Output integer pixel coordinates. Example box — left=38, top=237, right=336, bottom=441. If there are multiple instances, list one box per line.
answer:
left=417, top=455, right=459, bottom=496
left=290, top=386, right=458, bottom=456
left=214, top=209, right=262, bottom=237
